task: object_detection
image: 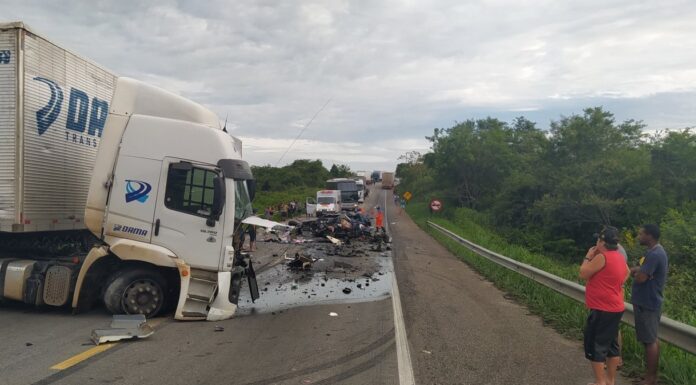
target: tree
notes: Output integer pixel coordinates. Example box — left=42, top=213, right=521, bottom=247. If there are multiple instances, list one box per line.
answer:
left=329, top=164, right=353, bottom=178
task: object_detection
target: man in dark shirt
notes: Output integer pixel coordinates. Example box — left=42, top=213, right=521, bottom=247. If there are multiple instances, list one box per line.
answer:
left=631, top=224, right=668, bottom=385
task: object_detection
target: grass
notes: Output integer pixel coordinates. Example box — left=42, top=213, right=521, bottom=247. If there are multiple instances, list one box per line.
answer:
left=253, top=186, right=319, bottom=221
left=406, top=201, right=696, bottom=385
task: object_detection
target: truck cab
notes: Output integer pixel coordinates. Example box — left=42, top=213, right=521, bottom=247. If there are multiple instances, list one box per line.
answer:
left=355, top=179, right=365, bottom=203
left=77, top=78, right=258, bottom=321
left=315, top=190, right=341, bottom=216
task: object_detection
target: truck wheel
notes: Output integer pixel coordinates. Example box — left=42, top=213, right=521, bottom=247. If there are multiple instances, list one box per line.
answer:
left=103, top=268, right=168, bottom=318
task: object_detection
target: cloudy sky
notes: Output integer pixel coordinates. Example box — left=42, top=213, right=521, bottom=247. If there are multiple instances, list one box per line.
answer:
left=3, top=0, right=696, bottom=171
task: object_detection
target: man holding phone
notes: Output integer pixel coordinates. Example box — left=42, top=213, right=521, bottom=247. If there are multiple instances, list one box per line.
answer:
left=579, top=226, right=630, bottom=385
left=631, top=224, right=668, bottom=385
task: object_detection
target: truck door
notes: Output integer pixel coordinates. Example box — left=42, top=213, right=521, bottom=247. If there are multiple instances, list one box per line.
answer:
left=306, top=197, right=316, bottom=216
left=152, top=159, right=224, bottom=270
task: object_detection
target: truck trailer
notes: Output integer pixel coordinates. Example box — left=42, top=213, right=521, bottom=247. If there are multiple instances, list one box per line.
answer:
left=0, top=22, right=258, bottom=321
left=381, top=172, right=395, bottom=189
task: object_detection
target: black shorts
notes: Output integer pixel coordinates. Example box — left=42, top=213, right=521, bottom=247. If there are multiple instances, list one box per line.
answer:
left=634, top=305, right=661, bottom=344
left=584, top=309, right=623, bottom=362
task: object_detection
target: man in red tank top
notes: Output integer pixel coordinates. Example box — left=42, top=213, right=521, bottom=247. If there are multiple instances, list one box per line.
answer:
left=579, top=226, right=630, bottom=385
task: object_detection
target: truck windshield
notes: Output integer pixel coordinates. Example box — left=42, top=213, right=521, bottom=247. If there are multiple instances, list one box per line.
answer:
left=318, top=197, right=335, bottom=204
left=234, top=180, right=253, bottom=220
left=341, top=191, right=358, bottom=202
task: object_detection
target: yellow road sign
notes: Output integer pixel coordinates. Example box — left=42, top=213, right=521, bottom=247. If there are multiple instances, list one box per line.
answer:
left=403, top=191, right=412, bottom=201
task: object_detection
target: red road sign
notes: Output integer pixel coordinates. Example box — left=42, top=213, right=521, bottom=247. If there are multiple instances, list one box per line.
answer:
left=430, top=199, right=442, bottom=212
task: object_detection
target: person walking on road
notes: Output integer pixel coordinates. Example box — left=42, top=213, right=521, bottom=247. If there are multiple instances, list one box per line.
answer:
left=631, top=224, right=668, bottom=385
left=579, top=226, right=629, bottom=385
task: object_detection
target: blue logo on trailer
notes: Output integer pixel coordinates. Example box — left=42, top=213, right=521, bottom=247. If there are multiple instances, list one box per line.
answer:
left=0, top=50, right=10, bottom=64
left=33, top=77, right=109, bottom=140
left=125, top=180, right=152, bottom=203
left=34, top=77, right=64, bottom=135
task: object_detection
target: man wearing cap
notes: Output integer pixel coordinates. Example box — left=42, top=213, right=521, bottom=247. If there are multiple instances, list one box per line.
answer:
left=631, top=224, right=668, bottom=385
left=579, top=226, right=629, bottom=385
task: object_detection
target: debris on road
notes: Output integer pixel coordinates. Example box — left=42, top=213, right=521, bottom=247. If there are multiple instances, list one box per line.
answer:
left=214, top=326, right=225, bottom=332
left=326, top=235, right=342, bottom=245
left=342, top=288, right=352, bottom=294
left=329, top=312, right=338, bottom=317
left=287, top=253, right=316, bottom=271
left=91, top=314, right=154, bottom=345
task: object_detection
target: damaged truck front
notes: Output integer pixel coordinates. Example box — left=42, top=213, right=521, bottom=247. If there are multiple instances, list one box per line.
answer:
left=0, top=23, right=258, bottom=320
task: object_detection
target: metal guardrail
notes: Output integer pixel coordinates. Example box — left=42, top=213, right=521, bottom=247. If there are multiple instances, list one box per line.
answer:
left=427, top=220, right=696, bottom=355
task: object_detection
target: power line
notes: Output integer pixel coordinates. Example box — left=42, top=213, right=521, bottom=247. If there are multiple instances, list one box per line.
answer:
left=275, top=98, right=332, bottom=166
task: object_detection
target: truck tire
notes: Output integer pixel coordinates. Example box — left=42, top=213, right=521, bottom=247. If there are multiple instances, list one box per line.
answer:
left=103, top=267, right=168, bottom=318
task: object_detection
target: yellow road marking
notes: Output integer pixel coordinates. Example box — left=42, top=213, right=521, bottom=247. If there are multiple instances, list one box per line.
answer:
left=49, top=317, right=166, bottom=371
left=50, top=343, right=116, bottom=370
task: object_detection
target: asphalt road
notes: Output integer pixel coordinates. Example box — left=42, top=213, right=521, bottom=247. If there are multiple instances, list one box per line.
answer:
left=0, top=185, right=629, bottom=385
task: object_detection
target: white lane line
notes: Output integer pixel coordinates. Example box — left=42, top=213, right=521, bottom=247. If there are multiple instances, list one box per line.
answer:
left=384, top=190, right=416, bottom=385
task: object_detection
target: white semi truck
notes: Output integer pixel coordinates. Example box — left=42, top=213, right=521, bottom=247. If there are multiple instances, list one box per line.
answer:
left=0, top=22, right=258, bottom=321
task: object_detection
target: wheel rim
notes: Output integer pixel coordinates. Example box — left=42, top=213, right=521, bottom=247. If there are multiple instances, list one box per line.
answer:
left=121, top=279, right=163, bottom=317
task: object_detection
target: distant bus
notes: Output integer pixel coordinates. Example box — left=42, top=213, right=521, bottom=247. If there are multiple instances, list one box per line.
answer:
left=371, top=170, right=381, bottom=183
left=326, top=178, right=359, bottom=211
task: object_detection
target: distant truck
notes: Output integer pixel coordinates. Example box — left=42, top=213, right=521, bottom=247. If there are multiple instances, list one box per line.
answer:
left=382, top=172, right=395, bottom=189
left=326, top=178, right=359, bottom=211
left=315, top=190, right=341, bottom=216
left=355, top=179, right=365, bottom=203
left=0, top=22, right=258, bottom=320
left=371, top=170, right=381, bottom=183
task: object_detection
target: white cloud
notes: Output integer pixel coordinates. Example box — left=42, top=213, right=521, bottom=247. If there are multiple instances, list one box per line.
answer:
left=3, top=0, right=696, bottom=170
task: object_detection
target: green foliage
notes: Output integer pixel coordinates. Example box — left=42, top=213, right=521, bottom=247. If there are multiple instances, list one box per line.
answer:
left=252, top=159, right=330, bottom=192
left=399, top=106, right=696, bottom=269
left=329, top=163, right=354, bottom=178
left=250, top=159, right=333, bottom=220
left=407, top=202, right=696, bottom=385
left=252, top=186, right=317, bottom=221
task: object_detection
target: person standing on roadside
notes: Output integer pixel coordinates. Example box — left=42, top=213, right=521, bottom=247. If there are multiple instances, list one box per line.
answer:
left=374, top=206, right=384, bottom=230
left=247, top=224, right=257, bottom=252
left=631, top=224, right=668, bottom=385
left=579, top=226, right=629, bottom=385
left=280, top=202, right=288, bottom=220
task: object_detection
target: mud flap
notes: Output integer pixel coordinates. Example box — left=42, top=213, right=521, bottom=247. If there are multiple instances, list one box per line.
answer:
left=246, top=260, right=259, bottom=303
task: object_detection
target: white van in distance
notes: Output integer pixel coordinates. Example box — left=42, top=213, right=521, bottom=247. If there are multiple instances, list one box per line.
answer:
left=316, top=190, right=341, bottom=216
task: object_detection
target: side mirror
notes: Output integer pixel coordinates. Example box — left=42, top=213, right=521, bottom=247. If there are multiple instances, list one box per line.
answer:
left=246, top=179, right=257, bottom=202
left=207, top=176, right=226, bottom=227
